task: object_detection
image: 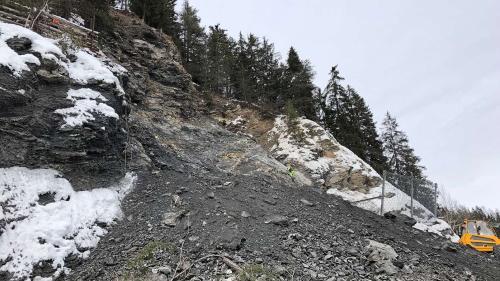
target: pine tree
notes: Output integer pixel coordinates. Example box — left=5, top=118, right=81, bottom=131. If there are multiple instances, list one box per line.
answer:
left=179, top=0, right=206, bottom=85
left=254, top=38, right=282, bottom=105
left=232, top=33, right=260, bottom=101
left=381, top=112, right=425, bottom=178
left=320, top=71, right=387, bottom=173
left=51, top=0, right=74, bottom=19
left=287, top=47, right=302, bottom=73
left=283, top=47, right=317, bottom=120
left=206, top=24, right=235, bottom=94
left=347, top=86, right=387, bottom=173
left=130, top=0, right=179, bottom=40
left=321, top=65, right=348, bottom=142
left=73, top=0, right=113, bottom=32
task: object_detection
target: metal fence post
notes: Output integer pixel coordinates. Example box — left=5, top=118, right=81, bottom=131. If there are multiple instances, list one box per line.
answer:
left=381, top=171, right=386, bottom=215
left=410, top=174, right=414, bottom=218
left=434, top=183, right=438, bottom=216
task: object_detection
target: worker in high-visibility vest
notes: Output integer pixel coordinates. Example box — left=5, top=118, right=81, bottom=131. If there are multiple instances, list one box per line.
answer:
left=287, top=163, right=296, bottom=178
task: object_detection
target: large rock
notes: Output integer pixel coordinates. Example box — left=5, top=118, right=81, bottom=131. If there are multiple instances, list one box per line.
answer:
left=36, top=68, right=69, bottom=84
left=266, top=116, right=382, bottom=192
left=384, top=211, right=418, bottom=226
left=6, top=36, right=31, bottom=52
left=366, top=240, right=399, bottom=275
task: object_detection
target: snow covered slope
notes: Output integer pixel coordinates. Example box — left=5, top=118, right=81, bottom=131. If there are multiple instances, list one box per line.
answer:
left=0, top=167, right=136, bottom=280
left=267, top=116, right=458, bottom=241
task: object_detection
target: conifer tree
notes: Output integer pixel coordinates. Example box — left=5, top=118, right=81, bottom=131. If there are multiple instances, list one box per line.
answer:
left=232, top=33, right=260, bottom=101
left=381, top=112, right=425, bottom=178
left=346, top=86, right=387, bottom=173
left=321, top=65, right=348, bottom=141
left=130, top=0, right=179, bottom=40
left=283, top=47, right=316, bottom=120
left=320, top=67, right=387, bottom=172
left=254, top=38, right=282, bottom=104
left=206, top=24, right=235, bottom=94
left=179, top=0, right=206, bottom=85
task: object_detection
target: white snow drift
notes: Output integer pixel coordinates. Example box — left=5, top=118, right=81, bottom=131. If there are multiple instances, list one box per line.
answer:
left=0, top=167, right=136, bottom=280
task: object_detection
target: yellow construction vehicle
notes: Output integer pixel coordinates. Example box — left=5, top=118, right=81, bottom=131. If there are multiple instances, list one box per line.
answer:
left=458, top=219, right=500, bottom=253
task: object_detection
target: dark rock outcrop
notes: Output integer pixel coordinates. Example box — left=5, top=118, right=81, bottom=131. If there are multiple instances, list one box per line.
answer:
left=0, top=38, right=128, bottom=190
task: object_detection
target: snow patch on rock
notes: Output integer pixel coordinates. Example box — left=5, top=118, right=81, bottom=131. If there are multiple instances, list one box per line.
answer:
left=68, top=50, right=125, bottom=93
left=55, top=88, right=119, bottom=127
left=0, top=22, right=62, bottom=76
left=0, top=22, right=125, bottom=95
left=268, top=116, right=380, bottom=186
left=0, top=167, right=136, bottom=280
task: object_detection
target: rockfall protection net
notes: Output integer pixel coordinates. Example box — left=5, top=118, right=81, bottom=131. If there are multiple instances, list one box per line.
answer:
left=384, top=171, right=437, bottom=216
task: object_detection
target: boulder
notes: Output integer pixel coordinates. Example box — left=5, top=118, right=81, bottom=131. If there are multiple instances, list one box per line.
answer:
left=6, top=37, right=31, bottom=52
left=264, top=215, right=289, bottom=226
left=162, top=210, right=186, bottom=227
left=36, top=68, right=69, bottom=84
left=366, top=240, right=399, bottom=275
left=441, top=241, right=459, bottom=253
left=384, top=211, right=417, bottom=226
left=217, top=229, right=246, bottom=251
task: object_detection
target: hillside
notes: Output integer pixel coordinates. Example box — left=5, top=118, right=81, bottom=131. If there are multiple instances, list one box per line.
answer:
left=0, top=11, right=499, bottom=281
left=210, top=99, right=457, bottom=240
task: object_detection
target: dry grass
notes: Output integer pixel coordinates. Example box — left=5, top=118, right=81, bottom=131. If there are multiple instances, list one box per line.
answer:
left=126, top=241, right=176, bottom=275
left=237, top=264, right=279, bottom=281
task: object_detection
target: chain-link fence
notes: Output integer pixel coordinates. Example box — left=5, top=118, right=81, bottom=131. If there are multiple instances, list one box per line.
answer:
left=381, top=171, right=438, bottom=217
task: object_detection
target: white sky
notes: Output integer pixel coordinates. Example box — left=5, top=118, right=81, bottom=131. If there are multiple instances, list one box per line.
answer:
left=179, top=0, right=500, bottom=210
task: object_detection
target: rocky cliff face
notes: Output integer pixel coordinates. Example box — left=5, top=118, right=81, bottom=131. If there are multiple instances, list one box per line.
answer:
left=266, top=116, right=382, bottom=192
left=0, top=22, right=128, bottom=190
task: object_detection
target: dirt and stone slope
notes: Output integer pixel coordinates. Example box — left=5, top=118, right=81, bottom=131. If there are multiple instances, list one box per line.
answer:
left=1, top=11, right=499, bottom=281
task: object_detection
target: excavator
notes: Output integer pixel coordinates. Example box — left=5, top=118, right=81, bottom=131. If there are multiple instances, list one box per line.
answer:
left=457, top=219, right=500, bottom=253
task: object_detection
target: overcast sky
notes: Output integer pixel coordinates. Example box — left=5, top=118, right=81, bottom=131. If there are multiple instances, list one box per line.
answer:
left=179, top=0, right=500, bottom=210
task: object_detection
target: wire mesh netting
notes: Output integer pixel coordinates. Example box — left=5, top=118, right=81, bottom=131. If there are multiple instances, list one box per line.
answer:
left=384, top=171, right=437, bottom=216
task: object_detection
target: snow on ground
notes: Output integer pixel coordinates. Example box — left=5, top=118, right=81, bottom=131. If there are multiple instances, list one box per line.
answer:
left=55, top=88, right=119, bottom=127
left=0, top=167, right=136, bottom=280
left=414, top=220, right=460, bottom=242
left=268, top=116, right=458, bottom=241
left=326, top=182, right=459, bottom=241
